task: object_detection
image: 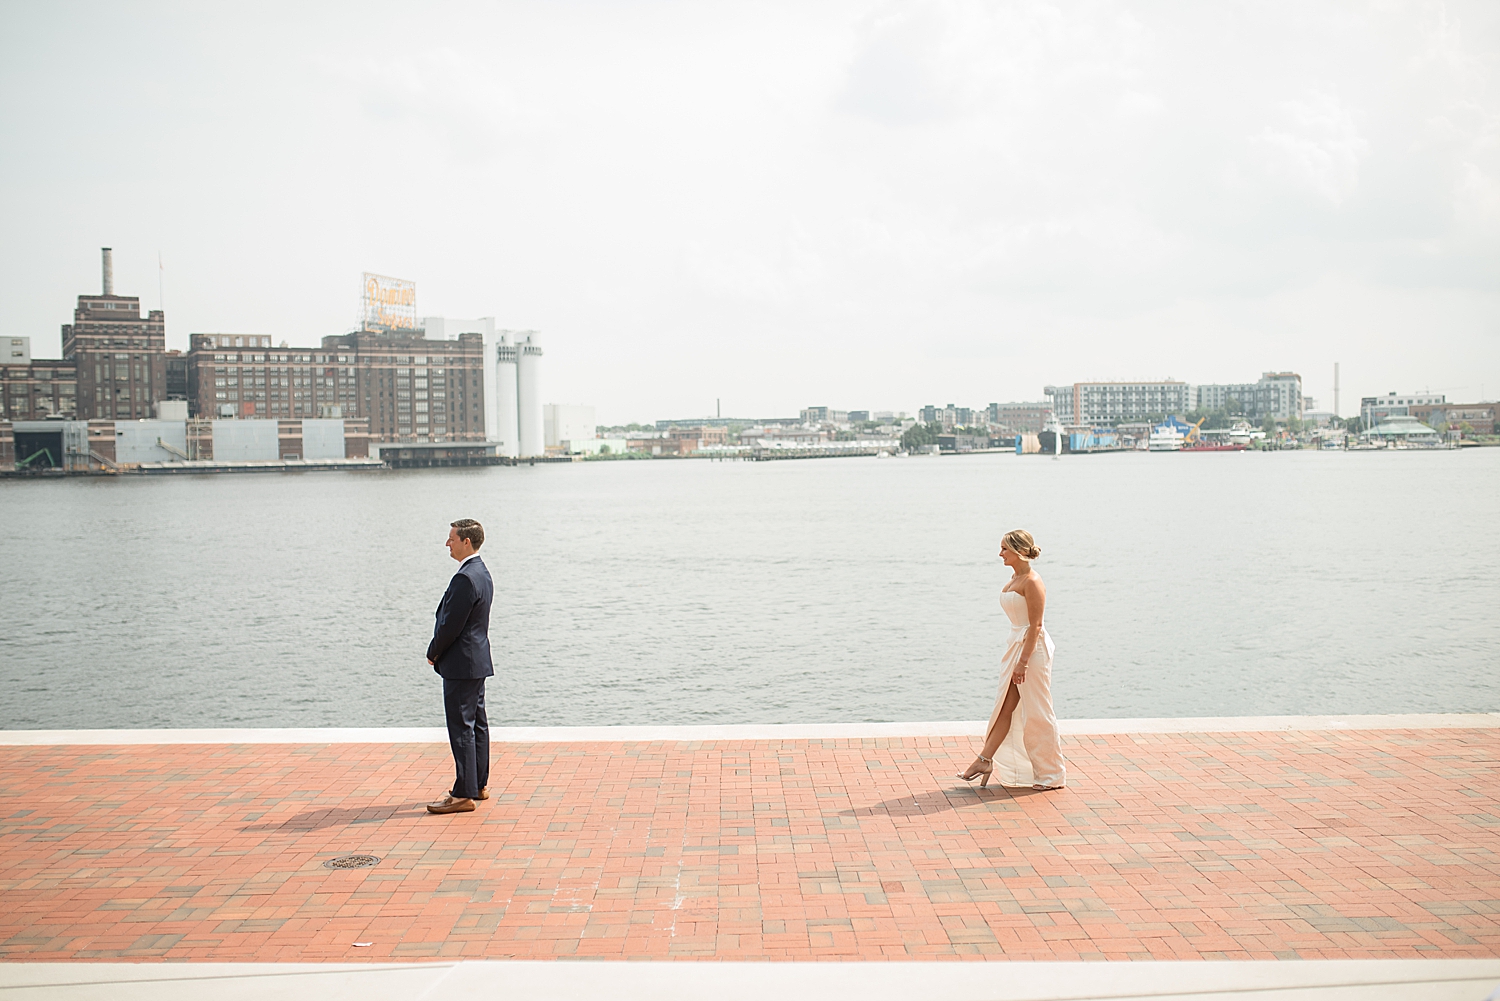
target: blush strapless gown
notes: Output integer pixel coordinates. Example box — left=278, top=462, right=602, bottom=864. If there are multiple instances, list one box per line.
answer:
left=987, top=590, right=1066, bottom=788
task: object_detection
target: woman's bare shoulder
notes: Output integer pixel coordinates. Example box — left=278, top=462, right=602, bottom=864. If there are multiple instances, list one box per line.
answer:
left=1007, top=572, right=1044, bottom=594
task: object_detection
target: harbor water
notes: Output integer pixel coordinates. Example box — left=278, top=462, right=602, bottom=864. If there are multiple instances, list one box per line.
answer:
left=1, top=448, right=1496, bottom=729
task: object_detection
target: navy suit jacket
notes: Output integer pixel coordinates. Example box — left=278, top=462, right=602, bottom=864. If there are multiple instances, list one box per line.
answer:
left=427, top=555, right=494, bottom=680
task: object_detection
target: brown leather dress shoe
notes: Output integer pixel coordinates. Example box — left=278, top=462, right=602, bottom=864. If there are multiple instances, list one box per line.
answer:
left=475, top=786, right=489, bottom=801
left=426, top=794, right=476, bottom=814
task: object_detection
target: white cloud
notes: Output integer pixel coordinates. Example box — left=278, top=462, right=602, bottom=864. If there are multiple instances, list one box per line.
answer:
left=1253, top=90, right=1369, bottom=205
left=326, top=47, right=552, bottom=162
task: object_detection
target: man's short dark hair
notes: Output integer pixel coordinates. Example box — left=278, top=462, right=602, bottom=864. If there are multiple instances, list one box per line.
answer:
left=451, top=518, right=484, bottom=550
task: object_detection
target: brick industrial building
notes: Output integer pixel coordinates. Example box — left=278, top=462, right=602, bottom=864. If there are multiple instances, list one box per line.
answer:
left=186, top=329, right=486, bottom=442
left=1, top=346, right=77, bottom=421
left=1411, top=402, right=1496, bottom=436
left=986, top=401, right=1052, bottom=433
left=63, top=248, right=167, bottom=421
left=20, top=250, right=486, bottom=445
left=1, top=251, right=172, bottom=424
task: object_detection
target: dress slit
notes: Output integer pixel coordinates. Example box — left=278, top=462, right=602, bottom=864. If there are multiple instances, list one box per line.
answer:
left=989, top=592, right=1066, bottom=789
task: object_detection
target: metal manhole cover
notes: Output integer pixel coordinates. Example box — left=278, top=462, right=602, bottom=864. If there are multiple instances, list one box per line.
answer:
left=324, top=854, right=381, bottom=869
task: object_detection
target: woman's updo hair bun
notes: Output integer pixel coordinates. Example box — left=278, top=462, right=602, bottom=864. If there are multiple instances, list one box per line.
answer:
left=1002, top=529, right=1041, bottom=561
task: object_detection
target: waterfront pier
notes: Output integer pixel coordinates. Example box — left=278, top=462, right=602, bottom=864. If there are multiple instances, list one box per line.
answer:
left=2, top=716, right=1497, bottom=998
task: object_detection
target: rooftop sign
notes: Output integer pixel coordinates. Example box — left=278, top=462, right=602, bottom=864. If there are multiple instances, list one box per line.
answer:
left=362, top=272, right=416, bottom=331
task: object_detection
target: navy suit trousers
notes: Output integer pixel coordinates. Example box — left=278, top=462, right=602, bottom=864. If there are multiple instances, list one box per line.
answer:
left=442, top=677, right=489, bottom=799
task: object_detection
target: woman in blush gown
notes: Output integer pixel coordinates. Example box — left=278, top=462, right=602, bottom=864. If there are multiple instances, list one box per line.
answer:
left=957, top=529, right=1066, bottom=791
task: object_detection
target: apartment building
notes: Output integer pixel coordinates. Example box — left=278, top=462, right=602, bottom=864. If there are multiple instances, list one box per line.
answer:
left=1044, top=381, right=1195, bottom=425
left=1195, top=373, right=1304, bottom=421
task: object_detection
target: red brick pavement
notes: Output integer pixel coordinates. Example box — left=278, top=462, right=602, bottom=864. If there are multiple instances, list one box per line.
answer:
left=0, top=728, right=1497, bottom=962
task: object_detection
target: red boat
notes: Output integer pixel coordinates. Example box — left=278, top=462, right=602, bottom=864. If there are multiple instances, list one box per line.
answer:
left=1182, top=442, right=1247, bottom=452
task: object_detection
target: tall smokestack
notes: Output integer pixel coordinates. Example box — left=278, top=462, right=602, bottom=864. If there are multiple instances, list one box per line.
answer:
left=101, top=247, right=114, bottom=296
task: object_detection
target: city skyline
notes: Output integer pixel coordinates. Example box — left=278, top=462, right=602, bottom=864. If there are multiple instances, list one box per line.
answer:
left=2, top=3, right=1497, bottom=424
left=5, top=251, right=1472, bottom=430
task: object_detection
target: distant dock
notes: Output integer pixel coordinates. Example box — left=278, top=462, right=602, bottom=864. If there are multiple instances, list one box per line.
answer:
left=747, top=444, right=894, bottom=461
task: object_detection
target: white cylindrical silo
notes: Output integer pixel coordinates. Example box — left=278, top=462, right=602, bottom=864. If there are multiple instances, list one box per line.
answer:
left=495, top=332, right=520, bottom=459
left=516, top=331, right=544, bottom=459
left=472, top=318, right=498, bottom=443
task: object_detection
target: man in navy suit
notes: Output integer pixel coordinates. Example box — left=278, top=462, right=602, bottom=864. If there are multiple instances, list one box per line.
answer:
left=425, top=518, right=495, bottom=815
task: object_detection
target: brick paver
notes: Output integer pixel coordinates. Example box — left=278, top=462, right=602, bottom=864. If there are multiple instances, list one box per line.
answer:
left=0, top=729, right=1496, bottom=962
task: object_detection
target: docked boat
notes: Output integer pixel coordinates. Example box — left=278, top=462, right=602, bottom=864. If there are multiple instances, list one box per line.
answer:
left=1037, top=414, right=1065, bottom=455
left=1148, top=423, right=1184, bottom=451
left=1183, top=426, right=1248, bottom=452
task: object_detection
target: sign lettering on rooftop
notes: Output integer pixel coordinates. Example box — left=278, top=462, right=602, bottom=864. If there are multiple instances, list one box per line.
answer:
left=361, top=273, right=416, bottom=331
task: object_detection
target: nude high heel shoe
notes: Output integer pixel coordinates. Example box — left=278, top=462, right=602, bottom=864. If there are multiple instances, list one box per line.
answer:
left=958, top=754, right=993, bottom=788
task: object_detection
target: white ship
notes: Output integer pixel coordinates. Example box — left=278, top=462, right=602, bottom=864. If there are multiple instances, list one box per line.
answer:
left=1148, top=422, right=1184, bottom=451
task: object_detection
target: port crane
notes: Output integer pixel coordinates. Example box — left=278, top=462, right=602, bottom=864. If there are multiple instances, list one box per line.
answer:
left=16, top=447, right=54, bottom=470
left=1182, top=418, right=1207, bottom=446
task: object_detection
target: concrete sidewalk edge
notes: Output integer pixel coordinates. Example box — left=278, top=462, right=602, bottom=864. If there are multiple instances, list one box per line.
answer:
left=2, top=959, right=1499, bottom=1001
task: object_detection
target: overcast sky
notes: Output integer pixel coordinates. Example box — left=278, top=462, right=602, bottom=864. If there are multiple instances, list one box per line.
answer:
left=2, top=1, right=1496, bottom=421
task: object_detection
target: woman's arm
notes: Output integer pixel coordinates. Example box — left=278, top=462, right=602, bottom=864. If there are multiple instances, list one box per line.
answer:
left=1013, top=577, right=1047, bottom=684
